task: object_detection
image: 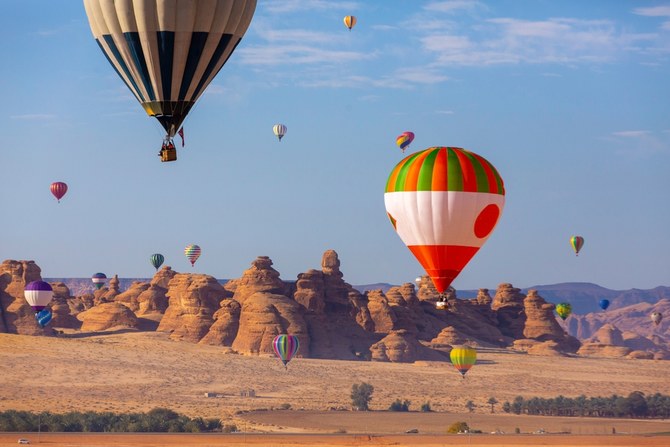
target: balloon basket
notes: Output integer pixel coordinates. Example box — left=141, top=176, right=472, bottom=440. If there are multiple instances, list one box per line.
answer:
left=160, top=146, right=177, bottom=162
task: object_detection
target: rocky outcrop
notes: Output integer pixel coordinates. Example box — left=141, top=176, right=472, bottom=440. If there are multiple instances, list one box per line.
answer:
left=370, top=330, right=445, bottom=362
left=232, top=257, right=287, bottom=305
left=293, top=269, right=326, bottom=313
left=49, top=282, right=80, bottom=329
left=115, top=282, right=150, bottom=312
left=590, top=324, right=624, bottom=346
left=136, top=285, right=170, bottom=315
left=0, top=260, right=46, bottom=335
left=366, top=290, right=397, bottom=333
left=577, top=343, right=632, bottom=358
left=151, top=266, right=177, bottom=289
left=157, top=274, right=227, bottom=342
left=231, top=292, right=308, bottom=356
left=78, top=302, right=139, bottom=332
left=199, top=299, right=241, bottom=346
left=492, top=283, right=526, bottom=339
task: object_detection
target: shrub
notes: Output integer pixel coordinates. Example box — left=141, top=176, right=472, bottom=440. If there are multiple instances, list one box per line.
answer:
left=420, top=402, right=432, bottom=412
left=351, top=382, right=374, bottom=411
left=388, top=399, right=410, bottom=412
left=278, top=403, right=291, bottom=410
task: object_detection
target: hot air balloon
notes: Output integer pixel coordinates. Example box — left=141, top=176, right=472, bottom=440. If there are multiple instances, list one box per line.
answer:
left=273, top=124, right=287, bottom=141
left=83, top=0, right=257, bottom=162
left=272, top=334, right=300, bottom=369
left=570, top=236, right=584, bottom=256
left=450, top=345, right=476, bottom=378
left=651, top=311, right=663, bottom=326
left=35, top=309, right=53, bottom=328
left=150, top=253, right=165, bottom=271
left=599, top=299, right=610, bottom=311
left=384, top=147, right=505, bottom=296
left=555, top=302, right=572, bottom=320
left=91, top=272, right=107, bottom=290
left=184, top=244, right=201, bottom=267
left=343, top=15, right=357, bottom=30
left=24, top=281, right=54, bottom=312
left=50, top=182, right=68, bottom=203
left=395, top=132, right=414, bottom=153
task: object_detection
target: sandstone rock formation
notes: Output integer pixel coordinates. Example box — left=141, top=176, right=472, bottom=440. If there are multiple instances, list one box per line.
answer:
left=49, top=282, right=80, bottom=329
left=157, top=274, right=227, bottom=342
left=370, top=329, right=446, bottom=362
left=199, top=299, right=241, bottom=346
left=0, top=260, right=47, bottom=335
left=78, top=302, right=139, bottom=332
left=115, top=282, right=150, bottom=312
left=231, top=257, right=287, bottom=305
left=492, top=283, right=527, bottom=339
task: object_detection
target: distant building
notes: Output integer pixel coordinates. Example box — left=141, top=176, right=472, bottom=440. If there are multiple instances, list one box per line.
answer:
left=204, top=392, right=225, bottom=398
left=240, top=389, right=256, bottom=398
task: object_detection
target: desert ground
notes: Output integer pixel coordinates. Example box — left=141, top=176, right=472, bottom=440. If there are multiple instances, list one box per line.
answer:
left=1, top=330, right=669, bottom=446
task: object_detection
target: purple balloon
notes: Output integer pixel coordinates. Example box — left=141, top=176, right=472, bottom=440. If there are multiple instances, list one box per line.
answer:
left=24, top=281, right=53, bottom=312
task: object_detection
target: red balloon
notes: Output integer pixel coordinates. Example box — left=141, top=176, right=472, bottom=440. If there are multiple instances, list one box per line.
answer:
left=50, top=182, right=68, bottom=203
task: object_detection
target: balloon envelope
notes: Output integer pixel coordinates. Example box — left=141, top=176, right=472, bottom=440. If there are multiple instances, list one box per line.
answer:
left=273, top=334, right=300, bottom=367
left=384, top=147, right=505, bottom=293
left=50, top=182, right=68, bottom=202
left=343, top=15, right=357, bottom=30
left=395, top=132, right=414, bottom=152
left=273, top=124, right=287, bottom=141
left=91, top=272, right=107, bottom=290
left=24, top=281, right=53, bottom=312
left=599, top=299, right=610, bottom=311
left=570, top=236, right=584, bottom=256
left=83, top=0, right=257, bottom=138
left=651, top=311, right=663, bottom=326
left=450, top=346, right=476, bottom=377
left=184, top=244, right=201, bottom=266
left=150, top=254, right=165, bottom=271
left=556, top=302, right=572, bottom=320
left=35, top=309, right=52, bottom=328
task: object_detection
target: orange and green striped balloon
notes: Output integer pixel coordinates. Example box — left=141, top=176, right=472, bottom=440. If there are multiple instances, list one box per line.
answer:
left=384, top=147, right=505, bottom=293
left=450, top=345, right=477, bottom=378
left=184, top=244, right=201, bottom=267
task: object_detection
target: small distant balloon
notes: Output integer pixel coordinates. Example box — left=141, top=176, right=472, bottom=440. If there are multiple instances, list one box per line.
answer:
left=570, top=236, right=584, bottom=256
left=91, top=272, right=107, bottom=290
left=273, top=124, right=287, bottom=141
left=24, top=281, right=53, bottom=312
left=651, top=311, right=663, bottom=326
left=150, top=254, right=165, bottom=271
left=555, top=302, right=572, bottom=320
left=184, top=244, right=201, bottom=267
left=343, top=15, right=357, bottom=30
left=395, top=132, right=414, bottom=153
left=273, top=334, right=300, bottom=368
left=35, top=309, right=52, bottom=328
left=50, top=182, right=68, bottom=203
left=599, top=299, right=610, bottom=311
left=450, top=346, right=476, bottom=378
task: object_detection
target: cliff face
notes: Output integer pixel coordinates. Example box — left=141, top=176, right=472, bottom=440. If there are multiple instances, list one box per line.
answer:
left=0, top=260, right=47, bottom=335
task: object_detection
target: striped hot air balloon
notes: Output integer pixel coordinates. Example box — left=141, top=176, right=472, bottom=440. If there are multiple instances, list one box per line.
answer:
left=395, top=131, right=414, bottom=153
left=450, top=346, right=476, bottom=378
left=83, top=0, right=257, bottom=158
left=343, top=15, right=357, bottom=31
left=273, top=124, right=287, bottom=141
left=24, top=281, right=54, bottom=312
left=384, top=147, right=505, bottom=294
left=272, top=334, right=300, bottom=368
left=91, top=272, right=107, bottom=290
left=150, top=253, right=165, bottom=271
left=184, top=244, right=201, bottom=267
left=570, top=236, right=584, bottom=256
left=50, top=182, right=68, bottom=203
left=556, top=302, right=572, bottom=320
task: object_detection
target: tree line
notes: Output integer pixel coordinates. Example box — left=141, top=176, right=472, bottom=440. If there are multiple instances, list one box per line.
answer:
left=501, top=392, right=670, bottom=418
left=0, top=408, right=222, bottom=433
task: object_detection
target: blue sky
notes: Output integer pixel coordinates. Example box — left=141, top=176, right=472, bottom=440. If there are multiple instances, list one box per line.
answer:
left=1, top=0, right=669, bottom=291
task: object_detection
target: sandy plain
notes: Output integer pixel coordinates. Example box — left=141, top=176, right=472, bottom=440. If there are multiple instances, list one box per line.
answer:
left=1, top=330, right=669, bottom=447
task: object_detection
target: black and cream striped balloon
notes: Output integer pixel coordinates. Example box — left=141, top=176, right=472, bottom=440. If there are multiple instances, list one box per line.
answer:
left=83, top=0, right=257, bottom=137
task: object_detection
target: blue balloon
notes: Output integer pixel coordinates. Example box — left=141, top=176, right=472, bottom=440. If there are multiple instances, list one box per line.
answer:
left=35, top=309, right=52, bottom=327
left=599, top=299, right=610, bottom=311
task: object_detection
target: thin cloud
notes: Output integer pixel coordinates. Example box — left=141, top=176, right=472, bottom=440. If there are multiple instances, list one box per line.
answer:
left=435, top=110, right=455, bottom=114
left=612, top=130, right=651, bottom=138
left=633, top=6, right=670, bottom=17
left=238, top=44, right=368, bottom=65
left=264, top=0, right=359, bottom=14
left=424, top=0, right=485, bottom=14
left=10, top=114, right=56, bottom=120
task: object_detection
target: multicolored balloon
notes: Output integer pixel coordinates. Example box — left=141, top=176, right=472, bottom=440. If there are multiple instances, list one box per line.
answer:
left=272, top=334, right=300, bottom=368
left=83, top=0, right=257, bottom=154
left=150, top=254, right=165, bottom=271
left=273, top=124, right=287, bottom=141
left=384, top=147, right=505, bottom=294
left=651, top=311, right=663, bottom=326
left=35, top=309, right=53, bottom=328
left=91, top=272, right=107, bottom=290
left=555, top=302, right=572, bottom=320
left=24, top=281, right=54, bottom=312
left=343, top=15, right=357, bottom=30
left=50, top=182, right=68, bottom=203
left=450, top=345, right=476, bottom=378
left=184, top=244, right=201, bottom=267
left=599, top=299, right=610, bottom=311
left=570, top=236, right=584, bottom=256
left=395, top=132, right=414, bottom=153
